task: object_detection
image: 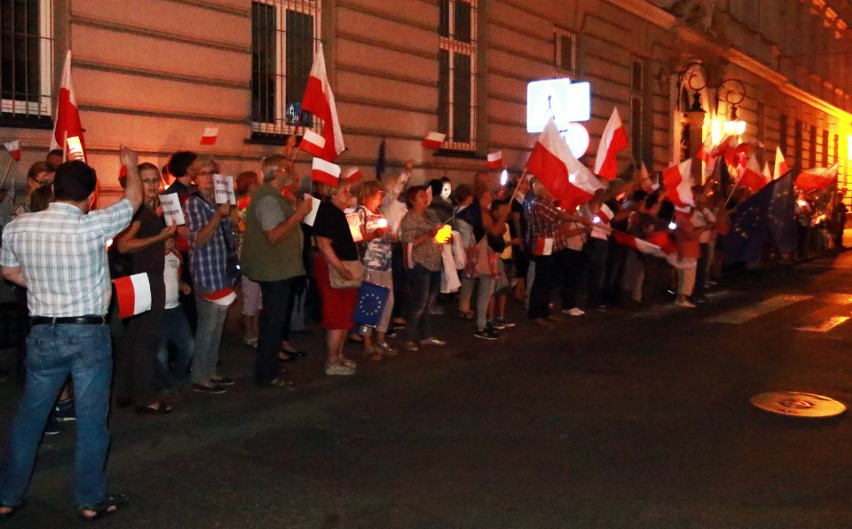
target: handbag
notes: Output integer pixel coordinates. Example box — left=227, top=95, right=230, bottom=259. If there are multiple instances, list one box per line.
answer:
left=329, top=260, right=363, bottom=289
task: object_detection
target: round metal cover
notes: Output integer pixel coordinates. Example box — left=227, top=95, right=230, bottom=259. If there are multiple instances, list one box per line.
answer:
left=750, top=391, right=846, bottom=418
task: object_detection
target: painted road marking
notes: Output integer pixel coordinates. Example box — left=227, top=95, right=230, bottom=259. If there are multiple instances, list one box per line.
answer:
left=794, top=316, right=850, bottom=333
left=704, top=294, right=812, bottom=324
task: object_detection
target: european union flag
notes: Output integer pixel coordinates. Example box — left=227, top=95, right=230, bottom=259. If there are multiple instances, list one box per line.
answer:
left=354, top=282, right=390, bottom=328
left=724, top=170, right=796, bottom=266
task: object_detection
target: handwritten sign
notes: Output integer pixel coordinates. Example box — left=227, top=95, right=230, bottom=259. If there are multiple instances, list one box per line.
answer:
left=346, top=212, right=364, bottom=243
left=159, top=194, right=185, bottom=225
left=213, top=174, right=236, bottom=205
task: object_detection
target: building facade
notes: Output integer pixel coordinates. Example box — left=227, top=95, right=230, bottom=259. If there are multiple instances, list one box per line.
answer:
left=1, top=0, right=851, bottom=203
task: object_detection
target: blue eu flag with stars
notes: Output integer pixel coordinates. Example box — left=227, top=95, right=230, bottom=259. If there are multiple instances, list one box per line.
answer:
left=354, top=282, right=390, bottom=328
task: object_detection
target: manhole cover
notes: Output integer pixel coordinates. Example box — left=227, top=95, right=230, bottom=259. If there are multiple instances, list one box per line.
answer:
left=750, top=391, right=846, bottom=418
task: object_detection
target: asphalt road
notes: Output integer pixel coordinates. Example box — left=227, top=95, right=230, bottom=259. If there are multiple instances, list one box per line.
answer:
left=3, top=251, right=852, bottom=528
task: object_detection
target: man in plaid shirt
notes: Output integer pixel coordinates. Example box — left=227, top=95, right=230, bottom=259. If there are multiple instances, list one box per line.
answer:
left=524, top=177, right=591, bottom=326
left=0, top=148, right=142, bottom=521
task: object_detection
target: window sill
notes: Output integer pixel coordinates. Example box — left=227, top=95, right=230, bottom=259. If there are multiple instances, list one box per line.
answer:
left=0, top=114, right=53, bottom=130
left=434, top=149, right=480, bottom=159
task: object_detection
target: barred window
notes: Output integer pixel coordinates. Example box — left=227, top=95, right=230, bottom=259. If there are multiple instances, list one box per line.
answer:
left=251, top=0, right=320, bottom=139
left=554, top=27, right=576, bottom=75
left=630, top=59, right=643, bottom=164
left=438, top=0, right=477, bottom=151
left=0, top=0, right=54, bottom=127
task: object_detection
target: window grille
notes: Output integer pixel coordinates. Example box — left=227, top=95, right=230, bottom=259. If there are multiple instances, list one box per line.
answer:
left=554, top=27, right=576, bottom=75
left=251, top=0, right=320, bottom=139
left=0, top=0, right=53, bottom=127
left=438, top=0, right=476, bottom=151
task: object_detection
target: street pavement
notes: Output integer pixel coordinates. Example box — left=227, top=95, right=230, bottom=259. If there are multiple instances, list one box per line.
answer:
left=3, top=251, right=852, bottom=528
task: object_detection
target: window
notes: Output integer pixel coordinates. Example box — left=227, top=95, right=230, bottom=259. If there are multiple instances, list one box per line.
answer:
left=554, top=27, right=576, bottom=75
left=822, top=129, right=829, bottom=165
left=438, top=0, right=477, bottom=151
left=630, top=59, right=643, bottom=164
left=0, top=0, right=54, bottom=127
left=809, top=124, right=816, bottom=168
left=794, top=119, right=803, bottom=170
left=834, top=133, right=839, bottom=164
left=251, top=0, right=320, bottom=138
left=779, top=114, right=788, bottom=158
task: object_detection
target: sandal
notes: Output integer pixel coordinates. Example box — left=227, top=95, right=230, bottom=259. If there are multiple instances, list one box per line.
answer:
left=259, top=377, right=293, bottom=388
left=135, top=401, right=173, bottom=415
left=458, top=310, right=475, bottom=320
left=78, top=493, right=128, bottom=522
left=376, top=342, right=398, bottom=357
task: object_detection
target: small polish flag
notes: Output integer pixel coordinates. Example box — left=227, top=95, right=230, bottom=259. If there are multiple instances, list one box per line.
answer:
left=487, top=151, right=502, bottom=169
left=422, top=132, right=446, bottom=150
left=737, top=154, right=768, bottom=193
left=343, top=167, right=363, bottom=183
left=299, top=129, right=326, bottom=158
left=597, top=204, right=614, bottom=224
left=594, top=107, right=629, bottom=180
left=200, top=127, right=219, bottom=146
left=774, top=146, right=789, bottom=180
left=662, top=159, right=694, bottom=208
left=533, top=238, right=554, bottom=256
left=4, top=140, right=20, bottom=161
left=312, top=157, right=341, bottom=187
left=113, top=273, right=152, bottom=319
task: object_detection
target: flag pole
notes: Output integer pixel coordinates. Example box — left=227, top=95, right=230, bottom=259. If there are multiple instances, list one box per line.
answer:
left=507, top=168, right=528, bottom=204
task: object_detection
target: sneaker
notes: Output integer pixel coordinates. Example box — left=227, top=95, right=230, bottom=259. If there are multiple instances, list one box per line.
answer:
left=474, top=328, right=499, bottom=340
left=676, top=300, right=696, bottom=308
left=562, top=307, right=585, bottom=317
left=53, top=398, right=76, bottom=422
left=403, top=341, right=419, bottom=352
left=494, top=317, right=516, bottom=328
left=338, top=357, right=357, bottom=369
left=210, top=377, right=235, bottom=387
left=419, top=337, right=446, bottom=346
left=487, top=319, right=506, bottom=330
left=192, top=383, right=227, bottom=394
left=44, top=417, right=62, bottom=436
left=325, top=362, right=356, bottom=376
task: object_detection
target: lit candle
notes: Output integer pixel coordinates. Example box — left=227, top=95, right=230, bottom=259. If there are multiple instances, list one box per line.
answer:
left=435, top=224, right=452, bottom=244
left=500, top=169, right=508, bottom=186
left=376, top=218, right=388, bottom=228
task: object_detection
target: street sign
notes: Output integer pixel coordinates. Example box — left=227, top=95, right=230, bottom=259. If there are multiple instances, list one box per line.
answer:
left=750, top=391, right=846, bottom=418
left=527, top=79, right=590, bottom=133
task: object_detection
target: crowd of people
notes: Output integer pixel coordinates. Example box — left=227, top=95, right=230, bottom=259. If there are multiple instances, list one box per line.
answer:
left=0, top=145, right=847, bottom=520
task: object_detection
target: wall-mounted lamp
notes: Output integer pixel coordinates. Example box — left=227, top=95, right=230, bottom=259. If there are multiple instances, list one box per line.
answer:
left=678, top=63, right=708, bottom=127
left=718, top=78, right=746, bottom=137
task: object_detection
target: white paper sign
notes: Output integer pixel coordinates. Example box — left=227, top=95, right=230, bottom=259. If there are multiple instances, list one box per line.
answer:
left=301, top=196, right=321, bottom=227
left=159, top=193, right=185, bottom=226
left=213, top=174, right=236, bottom=205
left=346, top=213, right=363, bottom=243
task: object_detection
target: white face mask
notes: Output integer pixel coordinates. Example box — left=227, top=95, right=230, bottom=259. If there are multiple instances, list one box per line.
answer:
left=440, top=183, right=452, bottom=200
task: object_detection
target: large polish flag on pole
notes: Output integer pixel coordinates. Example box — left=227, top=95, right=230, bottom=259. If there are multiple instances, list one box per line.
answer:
left=661, top=159, right=694, bottom=208
left=301, top=43, right=345, bottom=162
left=526, top=117, right=604, bottom=211
left=50, top=51, right=86, bottom=162
left=593, top=107, right=629, bottom=180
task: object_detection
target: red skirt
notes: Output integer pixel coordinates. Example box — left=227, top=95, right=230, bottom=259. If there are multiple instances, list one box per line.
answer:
left=314, top=255, right=358, bottom=330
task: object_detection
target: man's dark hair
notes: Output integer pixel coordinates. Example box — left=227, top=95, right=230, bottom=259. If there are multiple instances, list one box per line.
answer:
left=53, top=160, right=96, bottom=202
left=454, top=183, right=473, bottom=204
left=428, top=178, right=443, bottom=198
left=167, top=151, right=197, bottom=178
left=46, top=149, right=63, bottom=159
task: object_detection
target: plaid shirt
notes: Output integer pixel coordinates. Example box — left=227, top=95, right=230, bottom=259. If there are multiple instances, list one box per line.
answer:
left=185, top=193, right=235, bottom=294
left=0, top=200, right=134, bottom=316
left=524, top=192, right=562, bottom=244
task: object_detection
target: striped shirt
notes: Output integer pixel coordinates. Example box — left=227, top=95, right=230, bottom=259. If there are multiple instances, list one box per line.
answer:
left=0, top=200, right=134, bottom=317
left=185, top=192, right=234, bottom=294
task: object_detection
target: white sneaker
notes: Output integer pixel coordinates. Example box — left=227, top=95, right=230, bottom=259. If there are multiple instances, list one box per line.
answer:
left=419, top=337, right=446, bottom=346
left=676, top=300, right=696, bottom=308
left=325, top=362, right=356, bottom=376
left=562, top=307, right=585, bottom=317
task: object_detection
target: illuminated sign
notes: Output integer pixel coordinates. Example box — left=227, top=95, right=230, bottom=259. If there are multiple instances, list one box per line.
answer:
left=526, top=79, right=590, bottom=133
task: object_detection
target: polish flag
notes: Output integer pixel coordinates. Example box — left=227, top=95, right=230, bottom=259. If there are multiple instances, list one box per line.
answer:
left=113, top=273, right=152, bottom=319
left=312, top=157, right=341, bottom=187
left=526, top=117, right=604, bottom=211
left=487, top=151, right=502, bottom=169
left=422, top=132, right=446, bottom=150
left=50, top=51, right=86, bottom=162
left=774, top=146, right=789, bottom=180
left=695, top=134, right=714, bottom=162
left=3, top=140, right=20, bottom=161
left=301, top=43, right=345, bottom=161
left=638, top=162, right=657, bottom=192
left=763, top=161, right=772, bottom=180
left=597, top=204, right=614, bottom=224
left=343, top=166, right=363, bottom=183
left=594, top=107, right=629, bottom=180
left=612, top=230, right=674, bottom=261
left=200, top=127, right=219, bottom=145
left=737, top=154, right=768, bottom=193
left=711, top=135, right=737, bottom=165
left=661, top=159, right=694, bottom=208
left=796, top=162, right=839, bottom=192
left=299, top=129, right=326, bottom=158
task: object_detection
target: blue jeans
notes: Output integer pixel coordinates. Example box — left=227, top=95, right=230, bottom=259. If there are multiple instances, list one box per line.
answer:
left=404, top=265, right=440, bottom=341
left=0, top=323, right=112, bottom=510
left=155, top=307, right=195, bottom=391
left=191, top=297, right=228, bottom=385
